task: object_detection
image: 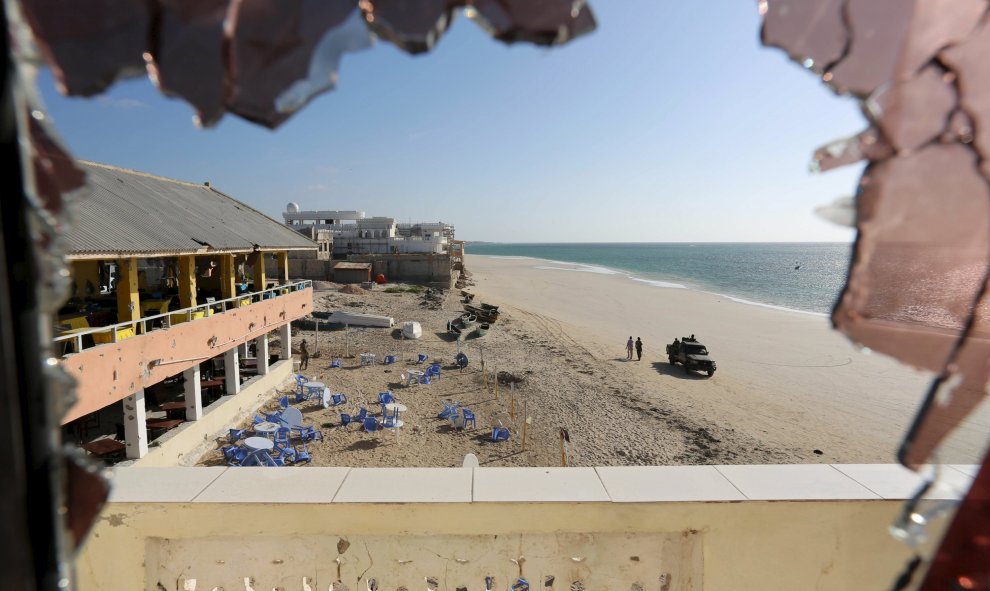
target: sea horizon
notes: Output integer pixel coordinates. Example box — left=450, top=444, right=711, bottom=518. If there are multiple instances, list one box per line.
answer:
left=468, top=242, right=852, bottom=316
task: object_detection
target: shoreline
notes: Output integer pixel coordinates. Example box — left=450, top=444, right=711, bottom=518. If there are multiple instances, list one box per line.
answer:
left=476, top=254, right=830, bottom=318
left=466, top=254, right=986, bottom=465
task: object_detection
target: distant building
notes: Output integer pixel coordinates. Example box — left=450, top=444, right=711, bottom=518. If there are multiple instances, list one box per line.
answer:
left=282, top=203, right=455, bottom=258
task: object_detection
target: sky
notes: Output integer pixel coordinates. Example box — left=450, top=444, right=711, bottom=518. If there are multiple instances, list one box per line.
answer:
left=38, top=1, right=865, bottom=243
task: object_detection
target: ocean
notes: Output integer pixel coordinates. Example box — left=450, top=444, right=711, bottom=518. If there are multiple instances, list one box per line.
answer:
left=468, top=243, right=852, bottom=316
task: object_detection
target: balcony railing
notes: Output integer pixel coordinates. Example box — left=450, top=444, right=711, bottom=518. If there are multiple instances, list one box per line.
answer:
left=54, top=280, right=312, bottom=354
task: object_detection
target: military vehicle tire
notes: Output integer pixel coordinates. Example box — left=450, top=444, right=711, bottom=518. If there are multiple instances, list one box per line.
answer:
left=668, top=356, right=676, bottom=365
left=706, top=369, right=715, bottom=377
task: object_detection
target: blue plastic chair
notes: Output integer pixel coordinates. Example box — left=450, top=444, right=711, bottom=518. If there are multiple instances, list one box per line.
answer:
left=455, top=352, right=469, bottom=369
left=274, top=427, right=290, bottom=447
left=462, top=409, right=477, bottom=429
left=417, top=353, right=428, bottom=364
left=492, top=427, right=510, bottom=442
left=427, top=362, right=441, bottom=380
left=227, top=447, right=249, bottom=466
left=330, top=359, right=342, bottom=369
left=295, top=444, right=312, bottom=464
left=221, top=445, right=238, bottom=461
left=382, top=415, right=399, bottom=428
left=252, top=415, right=265, bottom=425
left=438, top=402, right=457, bottom=419
left=331, top=393, right=347, bottom=406
left=297, top=425, right=323, bottom=442
left=356, top=407, right=368, bottom=421
left=278, top=445, right=297, bottom=463
left=340, top=413, right=352, bottom=427
left=278, top=395, right=289, bottom=408
left=383, top=355, right=397, bottom=365
left=363, top=417, right=378, bottom=433
left=419, top=374, right=431, bottom=385
left=378, top=391, right=395, bottom=405
left=228, top=428, right=246, bottom=443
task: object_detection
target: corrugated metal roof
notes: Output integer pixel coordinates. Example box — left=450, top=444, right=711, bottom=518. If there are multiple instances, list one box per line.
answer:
left=333, top=262, right=372, bottom=270
left=65, top=161, right=316, bottom=257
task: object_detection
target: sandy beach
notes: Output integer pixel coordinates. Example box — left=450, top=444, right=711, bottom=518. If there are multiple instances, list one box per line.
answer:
left=198, top=254, right=988, bottom=468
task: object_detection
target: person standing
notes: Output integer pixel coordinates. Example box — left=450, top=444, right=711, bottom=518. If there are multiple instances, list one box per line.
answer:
left=299, top=339, right=310, bottom=371
left=626, top=336, right=634, bottom=360
left=635, top=337, right=643, bottom=361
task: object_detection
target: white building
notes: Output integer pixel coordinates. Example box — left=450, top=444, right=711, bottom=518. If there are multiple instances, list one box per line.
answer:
left=282, top=203, right=455, bottom=257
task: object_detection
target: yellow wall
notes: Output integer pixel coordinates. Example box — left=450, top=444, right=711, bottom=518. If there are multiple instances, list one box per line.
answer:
left=76, top=497, right=918, bottom=591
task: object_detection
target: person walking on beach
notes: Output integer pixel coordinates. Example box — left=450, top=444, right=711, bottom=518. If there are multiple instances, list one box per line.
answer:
left=626, top=336, right=634, bottom=360
left=635, top=337, right=643, bottom=361
left=299, top=339, right=310, bottom=371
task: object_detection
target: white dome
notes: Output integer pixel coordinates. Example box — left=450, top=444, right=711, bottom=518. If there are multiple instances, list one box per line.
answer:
left=286, top=202, right=300, bottom=213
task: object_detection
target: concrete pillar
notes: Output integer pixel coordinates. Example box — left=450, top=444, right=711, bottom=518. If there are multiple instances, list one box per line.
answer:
left=116, top=258, right=141, bottom=323
left=224, top=347, right=240, bottom=396
left=183, top=366, right=203, bottom=420
left=277, top=251, right=290, bottom=284
left=256, top=333, right=270, bottom=376
left=177, top=255, right=197, bottom=309
left=123, top=389, right=148, bottom=459
left=279, top=323, right=292, bottom=362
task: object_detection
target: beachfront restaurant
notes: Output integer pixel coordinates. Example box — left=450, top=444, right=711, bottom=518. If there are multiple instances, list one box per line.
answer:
left=57, top=161, right=316, bottom=462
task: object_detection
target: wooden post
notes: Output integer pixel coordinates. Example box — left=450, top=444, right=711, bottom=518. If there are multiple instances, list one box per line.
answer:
left=509, top=381, right=515, bottom=420
left=116, top=258, right=141, bottom=323
left=252, top=250, right=267, bottom=293
left=315, top=317, right=319, bottom=351
left=177, top=255, right=197, bottom=309
left=522, top=400, right=529, bottom=450
left=277, top=251, right=290, bottom=284
left=559, top=428, right=569, bottom=467
left=493, top=366, right=498, bottom=401
left=219, top=253, right=236, bottom=305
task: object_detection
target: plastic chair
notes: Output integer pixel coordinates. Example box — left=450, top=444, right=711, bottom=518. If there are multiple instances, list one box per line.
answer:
left=492, top=427, right=510, bottom=442
left=252, top=414, right=265, bottom=425
left=278, top=445, right=297, bottom=463
left=278, top=395, right=289, bottom=408
left=298, top=425, right=323, bottom=442
left=462, top=409, right=477, bottom=429
left=363, top=417, right=378, bottom=433
left=274, top=427, right=290, bottom=447
left=228, top=428, right=246, bottom=443
left=221, top=445, right=238, bottom=461
left=383, top=355, right=397, bottom=365
left=455, top=352, right=469, bottom=369
left=264, top=410, right=283, bottom=424
left=382, top=415, right=399, bottom=428
left=416, top=353, right=428, bottom=364
left=419, top=374, right=431, bottom=385
left=378, top=391, right=395, bottom=405
left=331, top=393, right=347, bottom=406
left=340, top=413, right=352, bottom=427
left=438, top=402, right=457, bottom=420
left=356, top=408, right=368, bottom=421
left=330, top=359, right=342, bottom=369
left=295, top=444, right=312, bottom=464
left=227, top=447, right=249, bottom=466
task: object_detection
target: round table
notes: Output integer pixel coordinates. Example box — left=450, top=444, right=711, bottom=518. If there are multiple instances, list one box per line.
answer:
left=254, top=422, right=279, bottom=437
left=244, top=436, right=274, bottom=452
left=382, top=419, right=404, bottom=429
left=384, top=402, right=407, bottom=418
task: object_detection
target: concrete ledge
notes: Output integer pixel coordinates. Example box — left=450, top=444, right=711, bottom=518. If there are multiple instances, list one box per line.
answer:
left=107, top=463, right=977, bottom=504
left=134, top=359, right=294, bottom=467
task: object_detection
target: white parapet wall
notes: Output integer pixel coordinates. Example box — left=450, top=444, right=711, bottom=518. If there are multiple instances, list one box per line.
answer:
left=135, top=359, right=294, bottom=467
left=75, top=464, right=976, bottom=591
